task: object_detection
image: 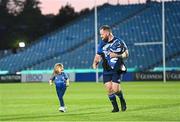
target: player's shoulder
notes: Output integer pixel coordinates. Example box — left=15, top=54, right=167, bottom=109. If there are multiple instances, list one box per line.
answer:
left=62, top=72, right=69, bottom=77
left=99, top=40, right=106, bottom=45
left=114, top=36, right=124, bottom=43
left=61, top=72, right=66, bottom=75
left=98, top=40, right=107, bottom=49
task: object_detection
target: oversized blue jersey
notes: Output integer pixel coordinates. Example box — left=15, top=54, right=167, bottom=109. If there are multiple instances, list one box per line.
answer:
left=51, top=72, right=68, bottom=85
left=97, top=37, right=128, bottom=70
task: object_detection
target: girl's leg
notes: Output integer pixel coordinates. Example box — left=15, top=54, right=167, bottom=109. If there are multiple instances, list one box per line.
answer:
left=56, top=84, right=66, bottom=107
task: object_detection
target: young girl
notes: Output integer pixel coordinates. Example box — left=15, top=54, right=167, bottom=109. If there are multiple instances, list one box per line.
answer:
left=49, top=63, right=70, bottom=112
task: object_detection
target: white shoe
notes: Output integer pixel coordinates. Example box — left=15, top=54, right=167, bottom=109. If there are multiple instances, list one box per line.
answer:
left=59, top=106, right=67, bottom=112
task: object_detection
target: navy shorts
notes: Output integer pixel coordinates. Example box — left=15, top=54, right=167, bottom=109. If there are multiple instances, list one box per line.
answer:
left=103, top=72, right=122, bottom=84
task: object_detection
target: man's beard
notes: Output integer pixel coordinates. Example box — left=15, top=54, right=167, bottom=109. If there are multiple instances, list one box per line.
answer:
left=102, top=36, right=108, bottom=42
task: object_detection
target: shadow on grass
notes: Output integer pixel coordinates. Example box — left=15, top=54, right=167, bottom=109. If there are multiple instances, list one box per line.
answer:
left=0, top=106, right=105, bottom=121
left=2, top=103, right=180, bottom=121
left=128, top=102, right=180, bottom=112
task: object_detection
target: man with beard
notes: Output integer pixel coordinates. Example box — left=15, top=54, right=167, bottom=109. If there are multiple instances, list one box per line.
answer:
left=92, top=25, right=129, bottom=112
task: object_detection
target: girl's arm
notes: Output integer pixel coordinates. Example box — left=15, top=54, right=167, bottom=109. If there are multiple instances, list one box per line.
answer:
left=49, top=80, right=53, bottom=86
left=49, top=75, right=55, bottom=86
left=66, top=79, right=70, bottom=87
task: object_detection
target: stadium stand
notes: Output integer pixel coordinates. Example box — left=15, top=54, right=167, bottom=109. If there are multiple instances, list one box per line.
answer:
left=0, top=1, right=179, bottom=73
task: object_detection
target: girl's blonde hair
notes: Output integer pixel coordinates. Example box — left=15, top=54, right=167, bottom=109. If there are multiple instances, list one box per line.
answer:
left=53, top=63, right=63, bottom=75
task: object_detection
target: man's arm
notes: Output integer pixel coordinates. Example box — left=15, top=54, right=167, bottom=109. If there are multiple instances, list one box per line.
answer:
left=92, top=54, right=102, bottom=69
left=109, top=50, right=129, bottom=59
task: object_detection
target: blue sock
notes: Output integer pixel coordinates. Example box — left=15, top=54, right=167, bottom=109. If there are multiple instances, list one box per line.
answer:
left=115, top=91, right=125, bottom=102
left=108, top=94, right=119, bottom=110
left=115, top=91, right=127, bottom=111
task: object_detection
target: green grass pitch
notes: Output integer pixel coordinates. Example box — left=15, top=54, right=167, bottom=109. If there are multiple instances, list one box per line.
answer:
left=0, top=81, right=180, bottom=121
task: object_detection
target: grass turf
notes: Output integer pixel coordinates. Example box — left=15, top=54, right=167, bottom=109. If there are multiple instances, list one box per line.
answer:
left=0, top=81, right=180, bottom=121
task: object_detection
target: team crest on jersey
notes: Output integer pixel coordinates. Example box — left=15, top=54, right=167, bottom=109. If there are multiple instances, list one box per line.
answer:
left=61, top=76, right=65, bottom=81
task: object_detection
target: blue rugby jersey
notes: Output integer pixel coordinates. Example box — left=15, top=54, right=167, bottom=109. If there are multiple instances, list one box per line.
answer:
left=51, top=72, right=68, bottom=85
left=97, top=37, right=128, bottom=70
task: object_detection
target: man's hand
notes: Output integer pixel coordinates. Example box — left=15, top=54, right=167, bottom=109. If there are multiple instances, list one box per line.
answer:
left=109, top=52, right=118, bottom=58
left=92, top=63, right=98, bottom=69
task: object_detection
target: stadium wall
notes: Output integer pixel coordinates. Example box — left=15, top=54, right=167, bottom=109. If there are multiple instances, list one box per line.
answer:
left=0, top=74, right=21, bottom=83
left=1, top=71, right=179, bottom=83
left=21, top=73, right=75, bottom=82
left=134, top=72, right=180, bottom=81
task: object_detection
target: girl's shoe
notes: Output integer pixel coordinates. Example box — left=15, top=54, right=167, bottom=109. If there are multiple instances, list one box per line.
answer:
left=59, top=106, right=67, bottom=112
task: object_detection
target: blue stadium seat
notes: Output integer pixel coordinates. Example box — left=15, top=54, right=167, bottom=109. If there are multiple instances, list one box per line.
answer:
left=0, top=1, right=179, bottom=73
